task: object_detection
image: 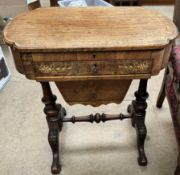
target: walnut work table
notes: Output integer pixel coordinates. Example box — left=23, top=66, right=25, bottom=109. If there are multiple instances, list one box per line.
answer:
left=4, top=7, right=178, bottom=174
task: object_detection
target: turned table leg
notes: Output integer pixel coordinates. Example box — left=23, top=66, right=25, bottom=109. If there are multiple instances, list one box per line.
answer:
left=128, top=79, right=148, bottom=166
left=40, top=82, right=66, bottom=174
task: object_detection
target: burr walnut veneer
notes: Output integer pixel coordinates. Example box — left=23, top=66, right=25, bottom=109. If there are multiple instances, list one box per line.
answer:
left=4, top=7, right=178, bottom=174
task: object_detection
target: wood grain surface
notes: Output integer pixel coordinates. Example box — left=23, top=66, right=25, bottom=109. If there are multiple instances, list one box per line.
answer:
left=55, top=80, right=132, bottom=106
left=4, top=7, right=177, bottom=52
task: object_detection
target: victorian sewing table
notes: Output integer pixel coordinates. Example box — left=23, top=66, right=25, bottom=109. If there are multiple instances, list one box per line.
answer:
left=3, top=7, right=177, bottom=174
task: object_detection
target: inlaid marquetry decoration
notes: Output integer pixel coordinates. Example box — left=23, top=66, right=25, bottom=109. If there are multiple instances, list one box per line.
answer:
left=117, top=60, right=151, bottom=74
left=35, top=60, right=151, bottom=76
left=38, top=63, right=72, bottom=74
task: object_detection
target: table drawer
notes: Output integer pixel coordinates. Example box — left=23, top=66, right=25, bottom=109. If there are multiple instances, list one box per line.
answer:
left=32, top=51, right=152, bottom=62
left=77, top=51, right=152, bottom=61
left=34, top=60, right=152, bottom=76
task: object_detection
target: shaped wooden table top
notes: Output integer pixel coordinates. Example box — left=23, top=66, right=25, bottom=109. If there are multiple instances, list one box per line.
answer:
left=3, top=7, right=178, bottom=106
left=4, top=7, right=177, bottom=52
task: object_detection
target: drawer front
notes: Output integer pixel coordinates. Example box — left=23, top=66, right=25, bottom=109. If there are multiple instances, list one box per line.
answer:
left=31, top=51, right=151, bottom=62
left=77, top=51, right=152, bottom=61
left=34, top=60, right=152, bottom=76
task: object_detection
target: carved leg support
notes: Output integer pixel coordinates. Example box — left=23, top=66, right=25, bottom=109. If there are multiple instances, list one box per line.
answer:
left=41, top=82, right=66, bottom=174
left=128, top=79, right=149, bottom=166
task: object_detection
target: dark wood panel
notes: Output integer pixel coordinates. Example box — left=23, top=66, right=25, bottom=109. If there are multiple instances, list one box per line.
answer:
left=55, top=80, right=132, bottom=106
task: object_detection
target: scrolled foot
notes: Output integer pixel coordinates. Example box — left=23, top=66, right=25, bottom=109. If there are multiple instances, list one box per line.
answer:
left=48, top=129, right=61, bottom=174
left=51, top=162, right=61, bottom=174
left=136, top=123, right=147, bottom=166
left=51, top=161, right=61, bottom=174
left=138, top=149, right=147, bottom=166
